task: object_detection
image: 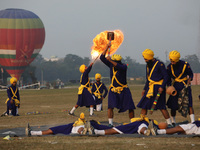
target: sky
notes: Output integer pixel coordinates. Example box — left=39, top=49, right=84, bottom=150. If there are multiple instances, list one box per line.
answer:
left=1, top=0, right=200, bottom=64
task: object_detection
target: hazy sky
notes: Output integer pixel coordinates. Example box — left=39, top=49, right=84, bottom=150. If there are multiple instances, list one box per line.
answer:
left=1, top=0, right=200, bottom=63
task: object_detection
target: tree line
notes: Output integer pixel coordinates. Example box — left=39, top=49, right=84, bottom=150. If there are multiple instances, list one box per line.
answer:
left=1, top=54, right=200, bottom=85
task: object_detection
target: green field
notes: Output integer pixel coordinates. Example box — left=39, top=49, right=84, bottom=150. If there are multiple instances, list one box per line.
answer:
left=0, top=85, right=200, bottom=150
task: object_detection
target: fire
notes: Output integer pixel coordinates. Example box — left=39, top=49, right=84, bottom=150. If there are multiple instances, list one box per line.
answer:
left=91, top=50, right=100, bottom=59
left=91, top=30, right=124, bottom=59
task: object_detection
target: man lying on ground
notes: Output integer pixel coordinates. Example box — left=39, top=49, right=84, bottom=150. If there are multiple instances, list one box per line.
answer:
left=150, top=119, right=200, bottom=135
left=25, top=113, right=111, bottom=136
left=84, top=115, right=167, bottom=136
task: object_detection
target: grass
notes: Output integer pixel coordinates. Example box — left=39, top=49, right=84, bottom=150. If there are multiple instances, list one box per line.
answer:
left=0, top=85, right=200, bottom=150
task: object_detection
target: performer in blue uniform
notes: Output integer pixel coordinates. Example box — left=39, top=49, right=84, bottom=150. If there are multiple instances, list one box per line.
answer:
left=100, top=43, right=136, bottom=126
left=155, top=120, right=200, bottom=135
left=26, top=113, right=111, bottom=136
left=5, top=77, right=20, bottom=116
left=92, top=73, right=108, bottom=111
left=69, top=63, right=95, bottom=116
left=90, top=116, right=160, bottom=136
left=166, top=50, right=195, bottom=123
left=137, top=49, right=172, bottom=126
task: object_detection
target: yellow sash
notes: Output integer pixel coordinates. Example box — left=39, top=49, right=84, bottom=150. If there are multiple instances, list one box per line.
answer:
left=78, top=74, right=91, bottom=95
left=5, top=87, right=20, bottom=106
left=171, top=62, right=188, bottom=86
left=73, top=118, right=86, bottom=127
left=93, top=83, right=102, bottom=99
left=146, top=61, right=163, bottom=98
left=110, top=67, right=128, bottom=94
left=124, top=114, right=158, bottom=125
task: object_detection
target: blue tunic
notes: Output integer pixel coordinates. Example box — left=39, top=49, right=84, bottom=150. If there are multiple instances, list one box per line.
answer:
left=92, top=82, right=108, bottom=105
left=137, top=59, right=169, bottom=110
left=166, top=60, right=193, bottom=110
left=114, top=121, right=148, bottom=134
left=6, top=85, right=20, bottom=116
left=50, top=123, right=74, bottom=135
left=49, top=121, right=111, bottom=135
left=193, top=121, right=200, bottom=127
left=76, top=65, right=95, bottom=107
left=100, top=54, right=136, bottom=112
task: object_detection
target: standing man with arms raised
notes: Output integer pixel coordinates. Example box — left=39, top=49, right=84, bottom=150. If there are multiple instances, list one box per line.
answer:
left=167, top=50, right=195, bottom=124
left=137, top=49, right=172, bottom=126
left=69, top=63, right=95, bottom=116
left=100, top=43, right=136, bottom=127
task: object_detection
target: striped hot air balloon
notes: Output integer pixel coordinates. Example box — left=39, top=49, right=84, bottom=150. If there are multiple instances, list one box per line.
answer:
left=0, top=8, right=45, bottom=80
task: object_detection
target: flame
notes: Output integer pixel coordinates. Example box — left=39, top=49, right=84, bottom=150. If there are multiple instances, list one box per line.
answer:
left=91, top=30, right=124, bottom=59
left=91, top=50, right=100, bottom=59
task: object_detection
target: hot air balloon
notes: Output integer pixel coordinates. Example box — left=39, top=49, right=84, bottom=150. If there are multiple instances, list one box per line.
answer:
left=0, top=8, right=45, bottom=80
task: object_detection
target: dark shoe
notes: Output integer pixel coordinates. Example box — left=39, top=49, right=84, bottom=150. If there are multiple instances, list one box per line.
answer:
left=68, top=112, right=74, bottom=116
left=16, top=114, right=20, bottom=116
left=167, top=124, right=174, bottom=129
left=1, top=111, right=7, bottom=117
left=172, top=123, right=176, bottom=127
left=108, top=124, right=114, bottom=128
left=89, top=113, right=95, bottom=116
left=25, top=123, right=31, bottom=137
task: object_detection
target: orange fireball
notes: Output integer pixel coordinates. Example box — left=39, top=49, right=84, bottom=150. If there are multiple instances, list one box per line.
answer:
left=91, top=30, right=124, bottom=59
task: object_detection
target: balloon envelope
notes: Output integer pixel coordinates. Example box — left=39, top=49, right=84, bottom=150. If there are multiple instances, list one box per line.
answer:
left=0, top=8, right=45, bottom=80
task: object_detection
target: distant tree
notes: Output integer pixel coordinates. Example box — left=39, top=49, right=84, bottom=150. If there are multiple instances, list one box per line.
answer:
left=183, top=54, right=200, bottom=73
left=83, top=57, right=90, bottom=65
left=31, top=54, right=45, bottom=65
left=21, top=65, right=38, bottom=84
left=64, top=54, right=83, bottom=66
left=124, top=56, right=145, bottom=78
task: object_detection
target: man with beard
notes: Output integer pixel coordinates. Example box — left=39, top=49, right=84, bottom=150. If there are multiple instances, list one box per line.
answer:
left=5, top=77, right=20, bottom=116
left=100, top=43, right=136, bottom=127
left=92, top=73, right=108, bottom=111
left=166, top=50, right=195, bottom=124
left=137, top=49, right=172, bottom=126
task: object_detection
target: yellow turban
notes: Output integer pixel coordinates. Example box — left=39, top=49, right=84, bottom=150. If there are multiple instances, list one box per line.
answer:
left=142, top=49, right=154, bottom=60
left=95, top=73, right=101, bottom=80
left=111, top=54, right=122, bottom=61
left=79, top=64, right=86, bottom=73
left=10, top=77, right=17, bottom=84
left=80, top=112, right=85, bottom=120
left=169, top=50, right=180, bottom=62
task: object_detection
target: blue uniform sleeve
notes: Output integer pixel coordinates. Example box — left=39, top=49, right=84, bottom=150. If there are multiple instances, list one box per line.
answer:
left=166, top=65, right=172, bottom=86
left=7, top=88, right=12, bottom=100
left=159, top=62, right=169, bottom=89
left=102, top=83, right=108, bottom=98
left=143, top=67, right=149, bottom=90
left=100, top=54, right=111, bottom=67
left=17, top=88, right=20, bottom=101
left=185, top=63, right=193, bottom=81
left=85, top=65, right=92, bottom=75
left=82, top=65, right=92, bottom=80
